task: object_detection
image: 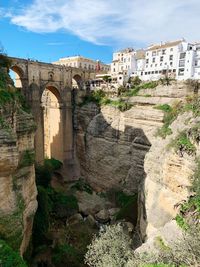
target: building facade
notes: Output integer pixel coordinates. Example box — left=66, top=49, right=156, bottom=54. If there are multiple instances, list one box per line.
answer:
left=53, top=56, right=110, bottom=73
left=110, top=48, right=137, bottom=85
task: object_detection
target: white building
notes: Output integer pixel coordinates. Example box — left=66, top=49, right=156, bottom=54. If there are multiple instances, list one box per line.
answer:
left=176, top=43, right=200, bottom=80
left=141, top=39, right=188, bottom=81
left=110, top=48, right=137, bottom=85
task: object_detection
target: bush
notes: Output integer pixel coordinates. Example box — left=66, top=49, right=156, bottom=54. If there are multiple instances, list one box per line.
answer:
left=32, top=186, right=52, bottom=249
left=52, top=244, right=82, bottom=267
left=0, top=239, right=27, bottom=267
left=85, top=224, right=132, bottom=267
left=169, top=131, right=196, bottom=156
left=18, top=150, right=35, bottom=168
left=44, top=158, right=62, bottom=172
left=71, top=178, right=93, bottom=194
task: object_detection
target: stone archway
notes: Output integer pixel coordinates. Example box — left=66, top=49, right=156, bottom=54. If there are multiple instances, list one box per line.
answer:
left=41, top=85, right=64, bottom=163
left=72, top=74, right=83, bottom=90
left=9, top=65, right=24, bottom=89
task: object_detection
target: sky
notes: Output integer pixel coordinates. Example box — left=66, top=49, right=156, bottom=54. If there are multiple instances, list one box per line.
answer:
left=0, top=0, right=200, bottom=64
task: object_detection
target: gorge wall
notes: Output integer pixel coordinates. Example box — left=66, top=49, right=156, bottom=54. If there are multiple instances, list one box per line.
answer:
left=74, top=81, right=196, bottom=243
left=0, top=66, right=37, bottom=256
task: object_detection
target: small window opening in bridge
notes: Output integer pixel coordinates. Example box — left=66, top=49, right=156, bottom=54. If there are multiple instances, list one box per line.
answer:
left=41, top=86, right=63, bottom=163
left=72, top=74, right=82, bottom=89
left=9, top=67, right=23, bottom=88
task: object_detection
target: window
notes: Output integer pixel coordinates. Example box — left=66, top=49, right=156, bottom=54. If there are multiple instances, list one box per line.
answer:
left=162, top=49, right=166, bottom=55
left=179, top=60, right=185, bottom=67
left=160, top=56, right=164, bottom=62
left=145, top=72, right=147, bottom=75
left=152, top=51, right=156, bottom=56
left=178, top=68, right=184, bottom=76
left=150, top=64, right=153, bottom=67
left=195, top=60, right=198, bottom=66
left=121, top=66, right=123, bottom=70
left=113, top=68, right=115, bottom=72
left=160, top=63, right=162, bottom=66
left=141, top=72, right=143, bottom=75
left=146, top=59, right=149, bottom=64
left=155, top=64, right=157, bottom=67
left=152, top=57, right=155, bottom=63
left=170, top=62, right=173, bottom=66
left=155, top=71, right=158, bottom=74
left=146, top=52, right=149, bottom=56
left=180, top=52, right=186, bottom=59
left=169, top=55, right=173, bottom=61
left=152, top=71, right=155, bottom=74
left=146, top=65, right=148, bottom=68
left=148, top=71, right=150, bottom=74
left=170, top=48, right=173, bottom=51
left=124, top=58, right=126, bottom=62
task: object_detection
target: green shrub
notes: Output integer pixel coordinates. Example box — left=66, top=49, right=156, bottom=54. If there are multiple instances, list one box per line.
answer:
left=44, top=158, right=62, bottom=172
left=170, top=131, right=196, bottom=155
left=71, top=178, right=93, bottom=194
left=18, top=150, right=35, bottom=168
left=35, top=164, right=52, bottom=188
left=52, top=244, right=82, bottom=266
left=0, top=239, right=27, bottom=267
left=85, top=224, right=132, bottom=267
left=32, top=186, right=52, bottom=249
left=140, top=81, right=158, bottom=89
left=156, top=101, right=183, bottom=138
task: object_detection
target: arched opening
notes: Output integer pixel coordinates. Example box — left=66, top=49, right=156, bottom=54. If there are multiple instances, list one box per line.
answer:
left=41, top=86, right=63, bottom=162
left=72, top=74, right=82, bottom=89
left=9, top=65, right=24, bottom=88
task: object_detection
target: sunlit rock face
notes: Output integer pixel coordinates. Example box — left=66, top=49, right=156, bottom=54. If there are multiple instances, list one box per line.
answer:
left=0, top=108, right=37, bottom=256
left=74, top=101, right=167, bottom=193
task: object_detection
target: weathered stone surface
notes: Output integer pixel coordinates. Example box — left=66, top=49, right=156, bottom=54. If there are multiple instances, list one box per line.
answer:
left=66, top=213, right=83, bottom=225
left=75, top=104, right=153, bottom=192
left=75, top=191, right=112, bottom=215
left=85, top=214, right=96, bottom=227
left=95, top=209, right=110, bottom=223
left=0, top=110, right=37, bottom=256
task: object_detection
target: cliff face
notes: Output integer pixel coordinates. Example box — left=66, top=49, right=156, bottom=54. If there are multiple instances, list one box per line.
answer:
left=75, top=103, right=155, bottom=193
left=75, top=83, right=196, bottom=245
left=0, top=108, right=37, bottom=255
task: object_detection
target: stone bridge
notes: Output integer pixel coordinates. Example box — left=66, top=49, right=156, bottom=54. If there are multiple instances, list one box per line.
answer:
left=9, top=56, right=95, bottom=179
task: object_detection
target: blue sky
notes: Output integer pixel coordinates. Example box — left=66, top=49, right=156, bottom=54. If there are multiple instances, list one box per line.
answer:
left=0, top=0, right=200, bottom=64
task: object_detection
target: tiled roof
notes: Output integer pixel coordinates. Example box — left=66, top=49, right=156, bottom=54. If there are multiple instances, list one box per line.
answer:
left=147, top=40, right=184, bottom=51
left=136, top=49, right=145, bottom=59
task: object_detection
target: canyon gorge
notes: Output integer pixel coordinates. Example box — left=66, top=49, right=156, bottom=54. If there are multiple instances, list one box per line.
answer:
left=0, top=55, right=199, bottom=266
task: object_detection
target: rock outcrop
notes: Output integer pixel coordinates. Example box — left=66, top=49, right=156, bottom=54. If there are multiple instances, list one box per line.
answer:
left=0, top=107, right=37, bottom=255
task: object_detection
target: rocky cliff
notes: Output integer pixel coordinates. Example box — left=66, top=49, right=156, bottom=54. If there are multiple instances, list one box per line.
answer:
left=0, top=65, right=37, bottom=256
left=74, top=82, right=197, bottom=245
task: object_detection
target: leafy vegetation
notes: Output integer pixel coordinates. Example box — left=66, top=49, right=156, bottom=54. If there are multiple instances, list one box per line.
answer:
left=18, top=150, right=35, bottom=168
left=0, top=239, right=27, bottom=267
left=52, top=244, right=82, bottom=267
left=169, top=131, right=196, bottom=156
left=71, top=178, right=93, bottom=194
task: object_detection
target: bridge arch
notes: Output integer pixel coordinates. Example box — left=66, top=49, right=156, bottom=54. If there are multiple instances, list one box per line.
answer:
left=41, top=85, right=64, bottom=163
left=9, top=65, right=25, bottom=88
left=72, top=74, right=83, bottom=90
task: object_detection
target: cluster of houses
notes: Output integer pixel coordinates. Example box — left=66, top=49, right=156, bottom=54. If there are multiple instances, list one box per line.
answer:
left=54, top=39, right=200, bottom=87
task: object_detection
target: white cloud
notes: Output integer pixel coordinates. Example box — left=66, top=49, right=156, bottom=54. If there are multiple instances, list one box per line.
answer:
left=6, top=0, right=200, bottom=47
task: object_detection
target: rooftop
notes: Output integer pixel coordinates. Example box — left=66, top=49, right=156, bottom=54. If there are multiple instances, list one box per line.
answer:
left=147, top=39, right=185, bottom=51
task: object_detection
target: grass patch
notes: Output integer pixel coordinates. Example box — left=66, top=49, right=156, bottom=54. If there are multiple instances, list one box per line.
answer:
left=0, top=239, right=27, bottom=267
left=169, top=131, right=196, bottom=155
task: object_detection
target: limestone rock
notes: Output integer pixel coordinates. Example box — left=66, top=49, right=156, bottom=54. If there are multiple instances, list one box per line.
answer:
left=85, top=214, right=97, bottom=228
left=0, top=109, right=37, bottom=256
left=95, top=209, right=110, bottom=223
left=67, top=213, right=83, bottom=225
left=75, top=191, right=112, bottom=216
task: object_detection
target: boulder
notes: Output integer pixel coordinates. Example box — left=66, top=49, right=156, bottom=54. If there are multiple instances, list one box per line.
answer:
left=95, top=209, right=110, bottom=223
